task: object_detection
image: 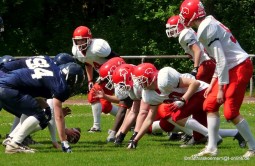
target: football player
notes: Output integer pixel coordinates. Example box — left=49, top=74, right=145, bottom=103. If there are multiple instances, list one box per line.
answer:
left=92, top=58, right=133, bottom=142
left=180, top=0, right=255, bottom=157
left=1, top=54, right=79, bottom=149
left=72, top=26, right=121, bottom=132
left=127, top=63, right=245, bottom=149
left=0, top=56, right=84, bottom=153
left=166, top=15, right=215, bottom=84
left=112, top=63, right=245, bottom=147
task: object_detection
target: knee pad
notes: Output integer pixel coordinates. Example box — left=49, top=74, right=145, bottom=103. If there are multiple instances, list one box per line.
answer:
left=34, top=107, right=52, bottom=129
left=224, top=111, right=240, bottom=121
left=101, top=99, right=112, bottom=114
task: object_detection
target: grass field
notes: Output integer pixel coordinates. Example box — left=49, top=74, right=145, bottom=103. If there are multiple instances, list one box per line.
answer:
left=0, top=102, right=255, bottom=166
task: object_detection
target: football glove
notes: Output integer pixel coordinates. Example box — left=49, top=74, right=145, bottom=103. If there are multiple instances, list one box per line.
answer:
left=127, top=140, right=138, bottom=149
left=190, top=67, right=198, bottom=77
left=61, top=141, right=72, bottom=153
left=168, top=97, right=186, bottom=112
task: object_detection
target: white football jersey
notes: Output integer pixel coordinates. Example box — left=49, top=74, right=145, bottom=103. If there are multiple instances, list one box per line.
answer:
left=178, top=28, right=211, bottom=65
left=72, top=38, right=111, bottom=72
left=143, top=67, right=208, bottom=105
left=197, top=15, right=249, bottom=70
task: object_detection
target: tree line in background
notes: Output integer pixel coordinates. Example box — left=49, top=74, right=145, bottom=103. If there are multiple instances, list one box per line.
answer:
left=0, top=0, right=255, bottom=74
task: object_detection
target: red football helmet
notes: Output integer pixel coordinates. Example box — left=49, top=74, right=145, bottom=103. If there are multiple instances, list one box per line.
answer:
left=99, top=57, right=126, bottom=90
left=132, top=63, right=158, bottom=89
left=72, top=26, right=92, bottom=51
left=166, top=15, right=185, bottom=38
left=179, top=0, right=206, bottom=26
left=112, top=64, right=135, bottom=96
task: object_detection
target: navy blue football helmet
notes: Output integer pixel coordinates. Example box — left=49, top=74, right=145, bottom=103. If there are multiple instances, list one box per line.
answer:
left=54, top=53, right=75, bottom=66
left=59, top=62, right=85, bottom=94
left=0, top=55, right=15, bottom=64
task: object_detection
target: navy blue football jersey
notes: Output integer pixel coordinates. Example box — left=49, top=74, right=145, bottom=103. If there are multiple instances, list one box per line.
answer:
left=0, top=56, right=70, bottom=102
left=0, top=55, right=48, bottom=72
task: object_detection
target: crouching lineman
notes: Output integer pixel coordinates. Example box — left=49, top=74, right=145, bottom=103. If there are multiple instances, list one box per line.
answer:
left=1, top=54, right=80, bottom=149
left=127, top=63, right=245, bottom=149
left=0, top=55, right=84, bottom=153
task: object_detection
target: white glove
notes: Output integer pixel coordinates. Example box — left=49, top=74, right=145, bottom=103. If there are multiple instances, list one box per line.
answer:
left=61, top=141, right=72, bottom=153
left=168, top=97, right=186, bottom=112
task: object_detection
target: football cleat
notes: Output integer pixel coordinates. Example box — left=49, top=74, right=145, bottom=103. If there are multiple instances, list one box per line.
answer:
left=168, top=132, right=184, bottom=141
left=233, top=132, right=246, bottom=148
left=22, top=135, right=38, bottom=146
left=87, top=127, right=101, bottom=133
left=114, top=132, right=126, bottom=146
left=180, top=134, right=192, bottom=143
left=243, top=150, right=255, bottom=158
left=107, top=130, right=116, bottom=142
left=5, top=141, right=35, bottom=154
left=193, top=147, right=218, bottom=157
left=180, top=136, right=207, bottom=148
left=2, top=137, right=12, bottom=147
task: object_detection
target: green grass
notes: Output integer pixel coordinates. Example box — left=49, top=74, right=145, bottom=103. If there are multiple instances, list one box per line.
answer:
left=0, top=103, right=255, bottom=166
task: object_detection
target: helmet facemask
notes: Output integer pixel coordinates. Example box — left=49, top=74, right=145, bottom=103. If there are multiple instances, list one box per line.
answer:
left=114, top=82, right=131, bottom=99
left=61, top=63, right=85, bottom=96
left=101, top=75, right=114, bottom=90
left=73, top=37, right=91, bottom=51
left=166, top=24, right=180, bottom=38
left=132, top=75, right=154, bottom=89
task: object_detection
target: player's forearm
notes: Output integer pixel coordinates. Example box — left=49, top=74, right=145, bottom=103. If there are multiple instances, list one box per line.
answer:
left=85, top=65, right=93, bottom=82
left=191, top=43, right=201, bottom=67
left=134, top=107, right=156, bottom=142
left=104, top=94, right=119, bottom=103
left=55, top=114, right=66, bottom=142
left=182, top=80, right=200, bottom=101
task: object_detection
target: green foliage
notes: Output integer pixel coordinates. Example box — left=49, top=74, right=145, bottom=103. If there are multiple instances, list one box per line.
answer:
left=0, top=0, right=255, bottom=72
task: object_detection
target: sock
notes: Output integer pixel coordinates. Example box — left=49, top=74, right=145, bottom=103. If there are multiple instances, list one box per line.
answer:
left=109, top=104, right=118, bottom=116
left=185, top=118, right=208, bottom=136
left=167, top=118, right=192, bottom=136
left=10, top=117, right=20, bottom=133
left=9, top=114, right=28, bottom=138
left=91, top=102, right=102, bottom=129
left=9, top=123, right=21, bottom=138
left=46, top=99, right=53, bottom=109
left=236, top=119, right=255, bottom=150
left=12, top=116, right=40, bottom=143
left=218, top=129, right=238, bottom=137
left=207, top=116, right=220, bottom=150
left=118, top=132, right=126, bottom=142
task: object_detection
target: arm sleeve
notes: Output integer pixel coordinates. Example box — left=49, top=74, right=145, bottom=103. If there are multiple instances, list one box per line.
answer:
left=211, top=40, right=229, bottom=85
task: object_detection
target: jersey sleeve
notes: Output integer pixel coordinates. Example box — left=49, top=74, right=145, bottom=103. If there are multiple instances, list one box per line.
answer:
left=197, top=17, right=218, bottom=47
left=183, top=29, right=198, bottom=47
left=157, top=67, right=181, bottom=95
left=90, top=39, right=111, bottom=58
